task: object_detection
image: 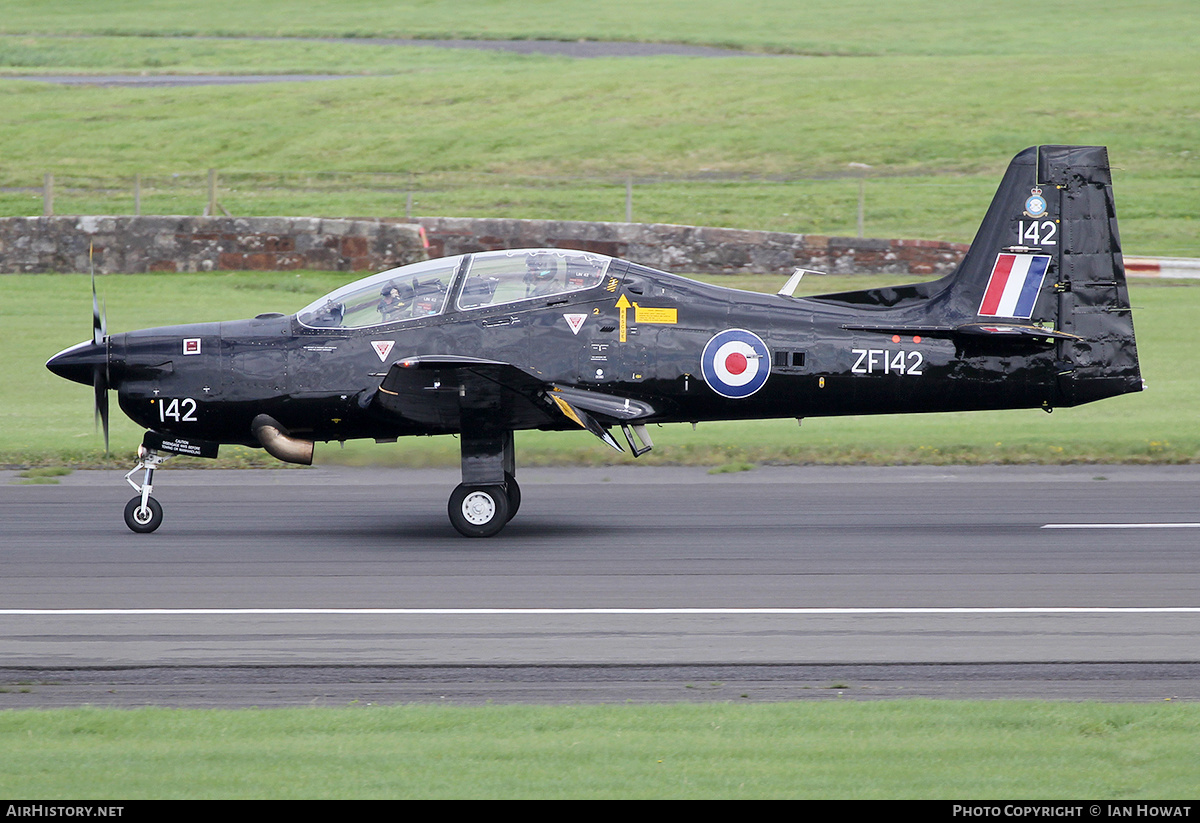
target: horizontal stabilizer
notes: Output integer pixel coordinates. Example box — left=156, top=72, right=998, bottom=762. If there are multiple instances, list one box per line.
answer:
left=954, top=323, right=1081, bottom=341
left=843, top=322, right=1079, bottom=343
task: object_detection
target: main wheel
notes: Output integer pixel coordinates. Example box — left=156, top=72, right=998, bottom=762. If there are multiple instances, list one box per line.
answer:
left=124, top=495, right=163, bottom=534
left=448, top=484, right=510, bottom=538
left=504, top=472, right=521, bottom=522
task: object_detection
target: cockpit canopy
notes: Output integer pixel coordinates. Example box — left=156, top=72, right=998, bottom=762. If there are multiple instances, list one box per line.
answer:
left=296, top=249, right=613, bottom=329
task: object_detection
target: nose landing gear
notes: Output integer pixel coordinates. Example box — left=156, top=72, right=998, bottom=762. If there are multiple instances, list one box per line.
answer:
left=122, top=446, right=171, bottom=533
left=117, top=432, right=220, bottom=534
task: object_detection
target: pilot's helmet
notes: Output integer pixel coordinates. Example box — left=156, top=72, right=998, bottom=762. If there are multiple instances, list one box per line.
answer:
left=526, top=256, right=558, bottom=280
left=381, top=282, right=399, bottom=299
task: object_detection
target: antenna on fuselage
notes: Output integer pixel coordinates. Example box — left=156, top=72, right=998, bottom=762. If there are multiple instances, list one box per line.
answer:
left=778, top=268, right=824, bottom=297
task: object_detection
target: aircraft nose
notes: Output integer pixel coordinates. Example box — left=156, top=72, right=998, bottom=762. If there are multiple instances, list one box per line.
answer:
left=46, top=340, right=106, bottom=386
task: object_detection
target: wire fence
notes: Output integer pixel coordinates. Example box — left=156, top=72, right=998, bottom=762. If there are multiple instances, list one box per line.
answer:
left=2, top=169, right=1001, bottom=243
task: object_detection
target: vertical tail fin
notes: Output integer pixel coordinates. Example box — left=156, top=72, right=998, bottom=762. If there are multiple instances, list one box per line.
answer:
left=942, top=145, right=1142, bottom=405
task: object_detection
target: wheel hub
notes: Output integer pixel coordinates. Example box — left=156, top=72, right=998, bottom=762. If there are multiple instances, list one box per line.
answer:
left=461, top=491, right=497, bottom=525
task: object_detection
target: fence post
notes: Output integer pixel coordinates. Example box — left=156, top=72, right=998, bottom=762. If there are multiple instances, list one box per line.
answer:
left=848, top=162, right=872, bottom=238
left=43, top=172, right=53, bottom=217
left=857, top=178, right=865, bottom=238
left=134, top=174, right=141, bottom=216
left=206, top=168, right=217, bottom=216
left=625, top=176, right=633, bottom=223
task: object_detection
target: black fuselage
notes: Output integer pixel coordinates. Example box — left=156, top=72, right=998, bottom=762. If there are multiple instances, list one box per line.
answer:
left=64, top=259, right=1121, bottom=452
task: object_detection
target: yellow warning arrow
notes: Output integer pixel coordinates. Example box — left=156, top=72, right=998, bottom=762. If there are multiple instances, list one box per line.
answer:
left=615, top=294, right=631, bottom=342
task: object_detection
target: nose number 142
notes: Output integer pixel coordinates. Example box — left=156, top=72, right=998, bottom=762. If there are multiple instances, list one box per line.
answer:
left=157, top=397, right=198, bottom=422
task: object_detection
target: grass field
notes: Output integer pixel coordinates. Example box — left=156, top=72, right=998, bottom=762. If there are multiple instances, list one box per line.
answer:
left=0, top=0, right=1190, bottom=57
left=2, top=701, right=1199, bottom=799
left=0, top=2, right=1196, bottom=254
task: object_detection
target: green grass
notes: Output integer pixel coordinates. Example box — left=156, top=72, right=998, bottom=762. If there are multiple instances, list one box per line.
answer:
left=13, top=466, right=72, bottom=484
left=1, top=701, right=1198, bottom=798
left=0, top=0, right=1193, bottom=57
left=5, top=272, right=1197, bottom=468
left=0, top=2, right=1196, bottom=255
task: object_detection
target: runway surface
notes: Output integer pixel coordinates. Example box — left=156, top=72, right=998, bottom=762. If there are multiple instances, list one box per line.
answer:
left=2, top=464, right=1198, bottom=706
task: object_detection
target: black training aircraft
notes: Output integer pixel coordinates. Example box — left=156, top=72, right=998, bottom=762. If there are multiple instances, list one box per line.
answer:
left=47, top=146, right=1142, bottom=536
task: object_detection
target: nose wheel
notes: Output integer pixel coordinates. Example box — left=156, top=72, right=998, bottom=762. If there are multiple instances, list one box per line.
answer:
left=123, top=495, right=163, bottom=533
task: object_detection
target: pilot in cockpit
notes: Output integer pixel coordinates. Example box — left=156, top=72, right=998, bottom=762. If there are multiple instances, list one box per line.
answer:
left=524, top=255, right=560, bottom=297
left=377, top=282, right=410, bottom=322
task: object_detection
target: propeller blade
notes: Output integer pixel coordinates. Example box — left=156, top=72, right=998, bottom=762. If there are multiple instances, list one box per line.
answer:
left=91, top=244, right=103, bottom=347
left=94, top=364, right=110, bottom=455
left=89, top=243, right=109, bottom=454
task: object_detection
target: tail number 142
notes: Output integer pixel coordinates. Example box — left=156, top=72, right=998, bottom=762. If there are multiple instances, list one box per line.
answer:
left=1019, top=220, right=1057, bottom=246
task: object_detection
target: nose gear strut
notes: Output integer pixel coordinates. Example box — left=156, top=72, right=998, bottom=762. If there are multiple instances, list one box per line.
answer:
left=122, top=446, right=171, bottom=533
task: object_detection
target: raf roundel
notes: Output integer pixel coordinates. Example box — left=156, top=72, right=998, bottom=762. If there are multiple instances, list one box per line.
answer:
left=701, top=329, right=771, bottom=399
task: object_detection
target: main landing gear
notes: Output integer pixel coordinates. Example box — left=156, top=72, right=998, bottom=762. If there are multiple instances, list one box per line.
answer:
left=447, top=472, right=521, bottom=538
left=451, top=477, right=520, bottom=535
left=448, top=426, right=522, bottom=537
left=122, top=446, right=171, bottom=533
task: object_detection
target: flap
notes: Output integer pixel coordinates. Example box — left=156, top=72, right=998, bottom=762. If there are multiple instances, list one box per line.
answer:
left=370, top=355, right=554, bottom=431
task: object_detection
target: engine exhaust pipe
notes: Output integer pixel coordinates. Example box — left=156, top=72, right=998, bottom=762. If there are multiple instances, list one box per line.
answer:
left=252, top=414, right=314, bottom=466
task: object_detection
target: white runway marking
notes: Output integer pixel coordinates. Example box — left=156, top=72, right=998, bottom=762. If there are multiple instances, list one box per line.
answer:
left=1043, top=523, right=1200, bottom=529
left=2, top=608, right=1200, bottom=616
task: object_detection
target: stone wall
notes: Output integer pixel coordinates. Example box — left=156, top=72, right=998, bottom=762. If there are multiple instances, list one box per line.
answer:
left=0, top=214, right=968, bottom=276
left=416, top=216, right=968, bottom=276
left=0, top=216, right=428, bottom=274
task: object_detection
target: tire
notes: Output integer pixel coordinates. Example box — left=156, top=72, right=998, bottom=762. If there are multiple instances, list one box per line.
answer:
left=448, top=484, right=510, bottom=538
left=504, top=472, right=521, bottom=522
left=124, top=495, right=163, bottom=534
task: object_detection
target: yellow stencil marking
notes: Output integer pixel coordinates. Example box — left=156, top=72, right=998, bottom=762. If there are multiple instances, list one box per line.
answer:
left=633, top=304, right=677, bottom=324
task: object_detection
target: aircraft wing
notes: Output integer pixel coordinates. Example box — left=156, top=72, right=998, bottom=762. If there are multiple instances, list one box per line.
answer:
left=368, top=355, right=654, bottom=451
